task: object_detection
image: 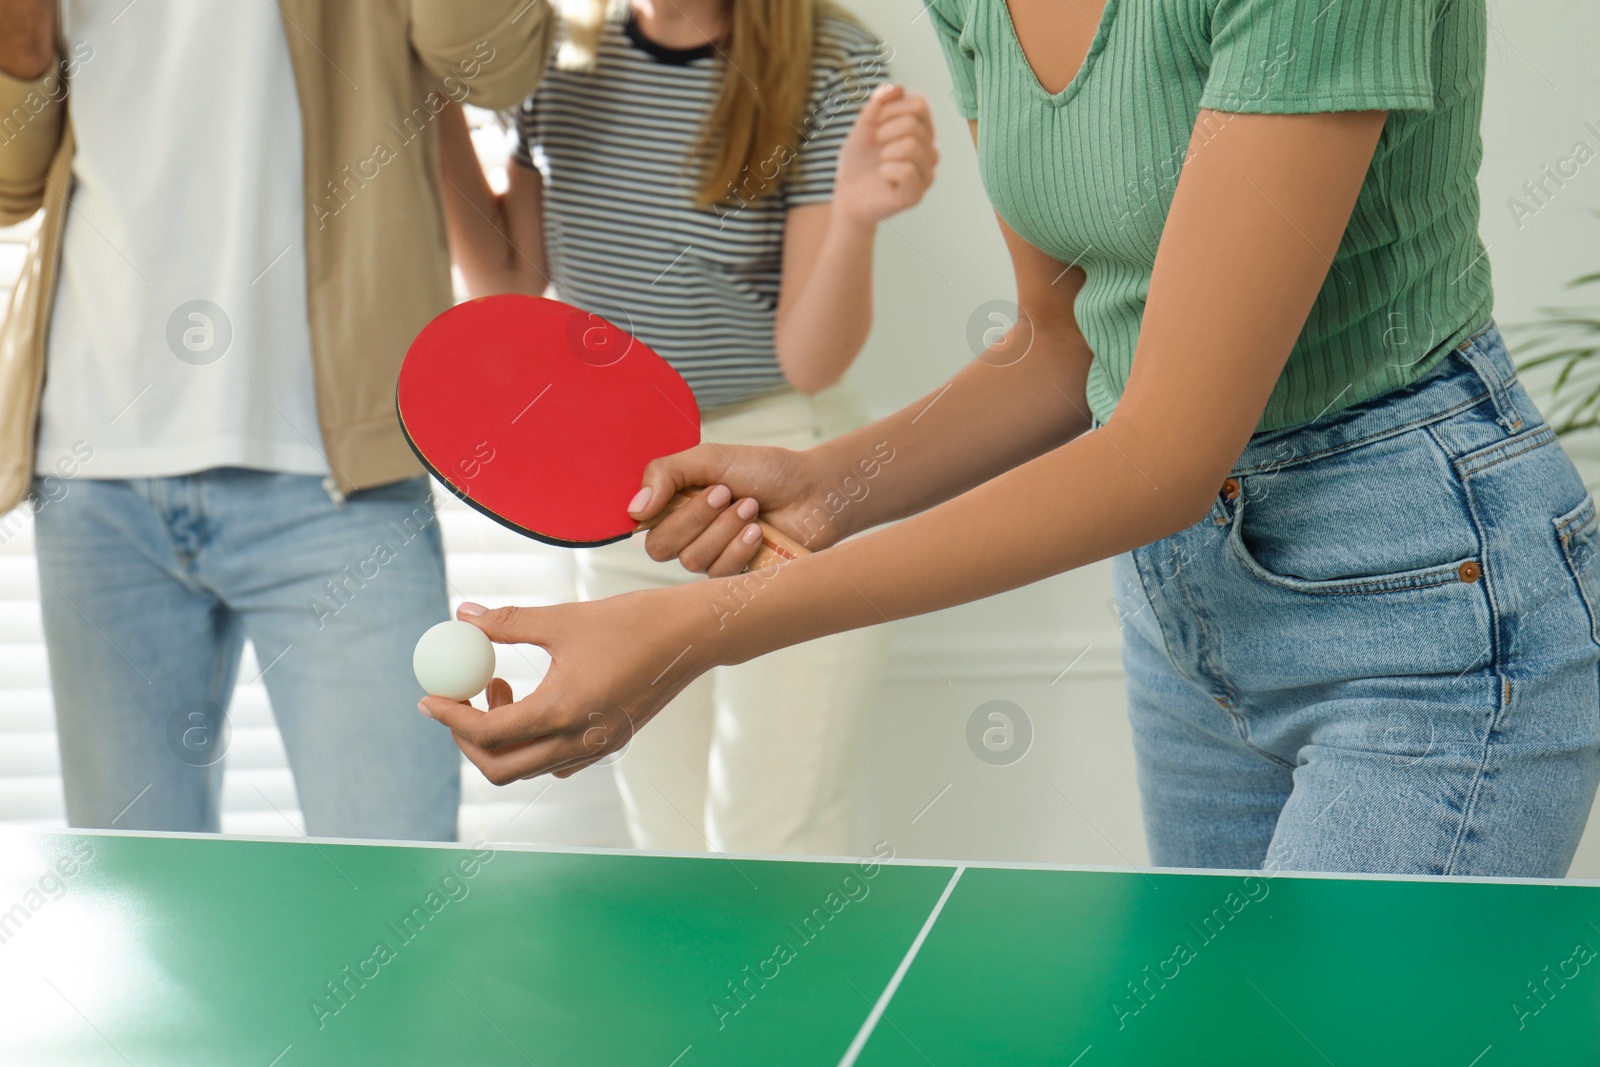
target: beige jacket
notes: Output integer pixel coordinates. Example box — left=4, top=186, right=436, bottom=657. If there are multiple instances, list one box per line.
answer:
left=0, top=0, right=555, bottom=508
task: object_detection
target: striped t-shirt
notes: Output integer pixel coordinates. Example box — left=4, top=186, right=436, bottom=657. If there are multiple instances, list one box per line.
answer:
left=513, top=12, right=890, bottom=410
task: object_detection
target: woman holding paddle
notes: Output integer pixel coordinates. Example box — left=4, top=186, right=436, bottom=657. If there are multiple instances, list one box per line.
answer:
left=438, top=0, right=937, bottom=856
left=427, top=0, right=1600, bottom=877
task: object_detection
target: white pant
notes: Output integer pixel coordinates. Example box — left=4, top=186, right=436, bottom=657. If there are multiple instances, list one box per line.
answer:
left=576, top=385, right=889, bottom=856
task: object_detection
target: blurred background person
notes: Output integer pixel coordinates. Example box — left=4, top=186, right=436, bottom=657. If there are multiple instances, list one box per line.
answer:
left=0, top=0, right=554, bottom=839
left=438, top=0, right=936, bottom=855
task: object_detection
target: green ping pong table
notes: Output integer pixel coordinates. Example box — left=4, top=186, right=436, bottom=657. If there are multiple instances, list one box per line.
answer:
left=0, top=829, right=1595, bottom=1065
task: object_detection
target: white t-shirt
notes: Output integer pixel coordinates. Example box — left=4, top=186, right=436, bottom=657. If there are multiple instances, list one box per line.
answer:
left=37, top=0, right=326, bottom=478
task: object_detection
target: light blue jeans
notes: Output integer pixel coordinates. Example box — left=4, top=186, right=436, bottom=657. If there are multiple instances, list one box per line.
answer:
left=1109, top=322, right=1600, bottom=877
left=33, top=469, right=460, bottom=840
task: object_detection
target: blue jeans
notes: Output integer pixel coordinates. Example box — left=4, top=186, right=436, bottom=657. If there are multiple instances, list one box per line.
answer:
left=1109, top=322, right=1600, bottom=876
left=34, top=469, right=460, bottom=840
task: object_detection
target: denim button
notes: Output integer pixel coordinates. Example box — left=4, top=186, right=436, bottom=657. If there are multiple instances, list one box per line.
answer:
left=1221, top=477, right=1241, bottom=501
left=1458, top=560, right=1482, bottom=583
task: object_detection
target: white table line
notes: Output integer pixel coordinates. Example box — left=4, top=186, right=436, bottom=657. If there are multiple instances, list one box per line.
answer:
left=836, top=865, right=966, bottom=1067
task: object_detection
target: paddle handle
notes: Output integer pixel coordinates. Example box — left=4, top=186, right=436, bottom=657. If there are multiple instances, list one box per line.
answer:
left=634, top=488, right=809, bottom=571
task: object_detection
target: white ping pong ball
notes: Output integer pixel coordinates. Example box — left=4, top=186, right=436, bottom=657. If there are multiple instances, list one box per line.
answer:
left=413, top=620, right=496, bottom=701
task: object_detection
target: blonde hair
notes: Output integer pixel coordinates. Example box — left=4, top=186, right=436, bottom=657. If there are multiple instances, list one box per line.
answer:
left=555, top=0, right=620, bottom=71
left=557, top=0, right=866, bottom=208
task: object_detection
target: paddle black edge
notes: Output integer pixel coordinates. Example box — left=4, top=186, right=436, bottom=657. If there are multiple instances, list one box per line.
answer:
left=393, top=392, right=635, bottom=552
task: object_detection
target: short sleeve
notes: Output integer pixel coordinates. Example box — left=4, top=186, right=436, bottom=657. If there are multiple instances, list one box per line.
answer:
left=1201, top=0, right=1439, bottom=114
left=786, top=19, right=892, bottom=206
left=926, top=0, right=978, bottom=120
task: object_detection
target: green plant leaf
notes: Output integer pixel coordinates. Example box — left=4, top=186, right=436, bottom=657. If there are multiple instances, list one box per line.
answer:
left=1489, top=247, right=1600, bottom=439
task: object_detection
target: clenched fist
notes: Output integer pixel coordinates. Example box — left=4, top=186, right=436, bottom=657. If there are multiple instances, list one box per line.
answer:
left=832, top=83, right=939, bottom=227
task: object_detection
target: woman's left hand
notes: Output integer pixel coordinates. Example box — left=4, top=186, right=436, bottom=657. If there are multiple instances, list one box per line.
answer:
left=833, top=83, right=939, bottom=226
left=417, top=591, right=710, bottom=783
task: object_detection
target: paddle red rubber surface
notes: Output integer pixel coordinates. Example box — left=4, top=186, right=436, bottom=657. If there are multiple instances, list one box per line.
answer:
left=397, top=294, right=702, bottom=547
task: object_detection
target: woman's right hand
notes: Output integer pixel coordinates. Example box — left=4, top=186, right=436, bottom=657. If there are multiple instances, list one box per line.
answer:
left=628, top=443, right=835, bottom=576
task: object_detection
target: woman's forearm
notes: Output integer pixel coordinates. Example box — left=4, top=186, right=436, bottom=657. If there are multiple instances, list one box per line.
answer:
left=805, top=307, right=1096, bottom=541
left=792, top=211, right=1099, bottom=543
left=773, top=209, right=878, bottom=393
left=691, top=416, right=1203, bottom=666
left=437, top=102, right=545, bottom=296
left=772, top=84, right=941, bottom=393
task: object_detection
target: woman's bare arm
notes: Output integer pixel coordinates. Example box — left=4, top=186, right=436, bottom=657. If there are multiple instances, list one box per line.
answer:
left=437, top=101, right=549, bottom=297
left=770, top=85, right=939, bottom=394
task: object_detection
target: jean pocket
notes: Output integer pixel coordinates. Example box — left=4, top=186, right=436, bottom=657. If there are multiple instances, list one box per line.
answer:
left=1226, top=490, right=1478, bottom=595
left=1223, top=429, right=1483, bottom=596
left=1555, top=490, right=1600, bottom=647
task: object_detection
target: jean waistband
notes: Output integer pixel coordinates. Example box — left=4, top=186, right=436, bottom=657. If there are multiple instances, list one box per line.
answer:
left=1223, top=320, right=1530, bottom=476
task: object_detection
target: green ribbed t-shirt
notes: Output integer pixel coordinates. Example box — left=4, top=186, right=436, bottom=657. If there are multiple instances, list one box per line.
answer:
left=927, top=0, right=1494, bottom=433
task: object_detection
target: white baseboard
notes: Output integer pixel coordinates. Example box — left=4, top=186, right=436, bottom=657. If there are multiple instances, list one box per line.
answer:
left=881, top=628, right=1125, bottom=684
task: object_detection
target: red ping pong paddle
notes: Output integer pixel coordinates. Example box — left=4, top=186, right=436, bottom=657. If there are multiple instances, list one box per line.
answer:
left=397, top=294, right=807, bottom=571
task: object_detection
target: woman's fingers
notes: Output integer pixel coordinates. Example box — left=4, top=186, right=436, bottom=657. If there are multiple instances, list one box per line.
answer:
left=873, top=95, right=934, bottom=140
left=642, top=483, right=736, bottom=564
left=855, top=82, right=904, bottom=129
left=881, top=161, right=931, bottom=198
left=877, top=121, right=938, bottom=160
left=630, top=443, right=818, bottom=566
left=879, top=140, right=938, bottom=174
left=633, top=444, right=738, bottom=522
left=455, top=601, right=557, bottom=648
left=878, top=145, right=937, bottom=190
left=421, top=687, right=554, bottom=750
left=452, top=730, right=576, bottom=786
left=418, top=692, right=490, bottom=741
left=705, top=519, right=765, bottom=578
left=873, top=112, right=933, bottom=149
left=678, top=495, right=760, bottom=574
left=873, top=97, right=938, bottom=200
left=444, top=695, right=630, bottom=784
left=416, top=588, right=708, bottom=790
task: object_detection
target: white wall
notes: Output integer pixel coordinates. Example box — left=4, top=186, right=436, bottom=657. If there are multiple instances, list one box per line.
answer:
left=845, top=0, right=1600, bottom=877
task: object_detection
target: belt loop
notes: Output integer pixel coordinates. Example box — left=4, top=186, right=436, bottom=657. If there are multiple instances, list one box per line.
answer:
left=1453, top=334, right=1524, bottom=435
